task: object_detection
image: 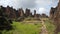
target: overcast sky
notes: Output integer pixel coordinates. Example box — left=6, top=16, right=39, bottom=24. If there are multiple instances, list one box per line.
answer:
left=0, top=0, right=59, bottom=16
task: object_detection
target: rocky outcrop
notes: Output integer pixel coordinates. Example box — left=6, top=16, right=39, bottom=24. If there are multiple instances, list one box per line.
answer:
left=50, top=0, right=60, bottom=34
left=25, top=8, right=31, bottom=17
left=41, top=14, right=48, bottom=18
left=18, top=8, right=24, bottom=17
left=0, top=5, right=48, bottom=21
left=34, top=10, right=36, bottom=17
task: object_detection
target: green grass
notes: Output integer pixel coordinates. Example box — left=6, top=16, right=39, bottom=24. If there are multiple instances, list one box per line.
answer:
left=1, top=18, right=56, bottom=34
left=12, top=22, right=42, bottom=34
left=44, top=20, right=56, bottom=34
left=1, top=21, right=42, bottom=34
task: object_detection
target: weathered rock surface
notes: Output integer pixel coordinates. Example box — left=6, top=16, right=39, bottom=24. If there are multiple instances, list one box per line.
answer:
left=50, top=0, right=60, bottom=34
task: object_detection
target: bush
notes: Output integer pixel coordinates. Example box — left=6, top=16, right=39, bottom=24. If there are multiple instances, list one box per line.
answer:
left=0, top=8, right=13, bottom=31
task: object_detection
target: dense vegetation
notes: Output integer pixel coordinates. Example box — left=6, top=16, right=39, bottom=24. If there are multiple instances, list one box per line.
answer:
left=0, top=8, right=13, bottom=34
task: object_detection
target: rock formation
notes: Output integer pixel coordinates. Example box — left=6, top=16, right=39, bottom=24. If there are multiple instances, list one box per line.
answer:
left=18, top=8, right=24, bottom=17
left=34, top=10, right=36, bottom=17
left=42, top=13, right=48, bottom=18
left=50, top=0, right=60, bottom=34
left=5, top=6, right=16, bottom=20
left=25, top=8, right=31, bottom=17
left=0, top=5, right=48, bottom=22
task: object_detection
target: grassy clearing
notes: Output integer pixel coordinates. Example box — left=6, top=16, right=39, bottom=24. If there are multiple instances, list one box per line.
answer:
left=1, top=21, right=42, bottom=34
left=12, top=22, right=42, bottom=34
left=1, top=18, right=56, bottom=34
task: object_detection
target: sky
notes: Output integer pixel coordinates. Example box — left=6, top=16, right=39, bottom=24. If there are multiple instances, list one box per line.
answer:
left=0, top=0, right=59, bottom=16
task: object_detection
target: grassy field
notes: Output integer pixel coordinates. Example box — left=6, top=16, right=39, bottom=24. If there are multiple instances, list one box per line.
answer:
left=1, top=21, right=42, bottom=34
left=1, top=18, right=56, bottom=34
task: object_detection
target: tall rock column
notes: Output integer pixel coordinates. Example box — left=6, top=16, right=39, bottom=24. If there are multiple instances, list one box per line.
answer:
left=18, top=8, right=24, bottom=17
left=34, top=10, right=36, bottom=18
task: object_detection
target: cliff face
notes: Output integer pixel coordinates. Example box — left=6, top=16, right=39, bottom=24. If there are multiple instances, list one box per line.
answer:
left=50, top=0, right=60, bottom=34
left=50, top=0, right=60, bottom=22
left=50, top=7, right=55, bottom=19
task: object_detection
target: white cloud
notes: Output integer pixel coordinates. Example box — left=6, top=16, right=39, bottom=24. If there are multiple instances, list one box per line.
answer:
left=37, top=8, right=46, bottom=14
left=35, top=0, right=53, bottom=7
left=35, top=0, right=52, bottom=4
left=0, top=0, right=21, bottom=9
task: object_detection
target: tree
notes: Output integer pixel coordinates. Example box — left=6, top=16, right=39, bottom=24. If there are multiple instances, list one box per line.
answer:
left=0, top=7, right=12, bottom=30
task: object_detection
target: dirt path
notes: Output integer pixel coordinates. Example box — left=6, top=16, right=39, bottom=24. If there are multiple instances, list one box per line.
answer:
left=40, top=19, right=48, bottom=34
